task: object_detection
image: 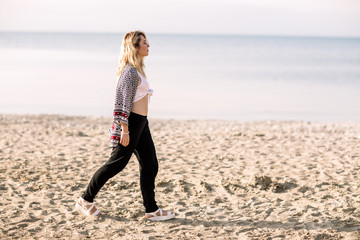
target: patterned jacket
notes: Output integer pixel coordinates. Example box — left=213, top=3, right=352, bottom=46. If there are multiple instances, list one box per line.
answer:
left=109, top=64, right=138, bottom=147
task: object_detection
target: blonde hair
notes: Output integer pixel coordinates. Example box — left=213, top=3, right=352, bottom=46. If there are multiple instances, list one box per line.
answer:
left=116, top=31, right=147, bottom=77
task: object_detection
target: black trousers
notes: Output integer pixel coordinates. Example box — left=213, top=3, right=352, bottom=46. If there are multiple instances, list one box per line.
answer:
left=82, top=112, right=159, bottom=213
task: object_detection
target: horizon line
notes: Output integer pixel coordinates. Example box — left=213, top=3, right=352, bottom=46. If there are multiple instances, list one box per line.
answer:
left=1, top=30, right=360, bottom=40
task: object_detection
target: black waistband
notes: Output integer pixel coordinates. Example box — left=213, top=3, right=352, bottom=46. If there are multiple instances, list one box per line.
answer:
left=129, top=112, right=147, bottom=120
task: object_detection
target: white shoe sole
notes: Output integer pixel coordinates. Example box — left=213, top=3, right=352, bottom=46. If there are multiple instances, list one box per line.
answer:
left=146, top=213, right=175, bottom=221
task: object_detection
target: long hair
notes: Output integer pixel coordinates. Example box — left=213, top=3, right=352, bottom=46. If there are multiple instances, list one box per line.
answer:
left=116, top=31, right=147, bottom=77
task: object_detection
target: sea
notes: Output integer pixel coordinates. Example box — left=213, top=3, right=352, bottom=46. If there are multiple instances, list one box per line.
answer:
left=0, top=32, right=359, bottom=121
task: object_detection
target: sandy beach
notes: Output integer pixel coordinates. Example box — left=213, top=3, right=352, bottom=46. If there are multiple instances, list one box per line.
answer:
left=0, top=114, right=359, bottom=239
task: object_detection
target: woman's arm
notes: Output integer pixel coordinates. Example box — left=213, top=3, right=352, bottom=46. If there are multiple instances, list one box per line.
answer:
left=113, top=65, right=138, bottom=125
left=110, top=65, right=138, bottom=147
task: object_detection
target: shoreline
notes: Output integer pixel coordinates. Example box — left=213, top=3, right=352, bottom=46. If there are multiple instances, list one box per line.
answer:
left=1, top=112, right=360, bottom=124
left=1, top=114, right=359, bottom=239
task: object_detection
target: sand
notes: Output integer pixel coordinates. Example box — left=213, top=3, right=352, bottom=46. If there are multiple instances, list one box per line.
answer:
left=0, top=114, right=359, bottom=239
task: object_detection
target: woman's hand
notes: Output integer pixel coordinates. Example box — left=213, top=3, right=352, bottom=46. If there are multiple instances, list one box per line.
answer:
left=120, top=131, right=130, bottom=147
left=120, top=122, right=130, bottom=147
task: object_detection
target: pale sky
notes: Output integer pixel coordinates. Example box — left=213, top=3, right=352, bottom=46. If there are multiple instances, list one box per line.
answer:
left=0, top=0, right=359, bottom=37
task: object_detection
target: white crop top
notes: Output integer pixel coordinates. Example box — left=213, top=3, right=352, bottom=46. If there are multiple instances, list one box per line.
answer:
left=134, top=71, right=153, bottom=103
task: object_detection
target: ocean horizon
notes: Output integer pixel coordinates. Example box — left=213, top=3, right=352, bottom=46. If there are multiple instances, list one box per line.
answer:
left=1, top=31, right=359, bottom=121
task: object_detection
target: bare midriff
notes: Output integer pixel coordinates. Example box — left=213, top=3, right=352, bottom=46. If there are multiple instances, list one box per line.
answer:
left=131, top=94, right=148, bottom=116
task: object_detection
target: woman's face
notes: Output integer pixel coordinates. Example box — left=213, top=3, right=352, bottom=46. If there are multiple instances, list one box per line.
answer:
left=136, top=35, right=150, bottom=58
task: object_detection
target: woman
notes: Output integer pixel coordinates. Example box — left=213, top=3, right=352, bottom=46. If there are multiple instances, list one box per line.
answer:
left=75, top=31, right=175, bottom=221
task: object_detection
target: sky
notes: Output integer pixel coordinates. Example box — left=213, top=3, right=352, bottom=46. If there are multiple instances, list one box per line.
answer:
left=0, top=0, right=360, bottom=37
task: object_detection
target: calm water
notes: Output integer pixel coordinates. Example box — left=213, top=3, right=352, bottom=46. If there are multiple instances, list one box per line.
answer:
left=0, top=32, right=359, bottom=121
